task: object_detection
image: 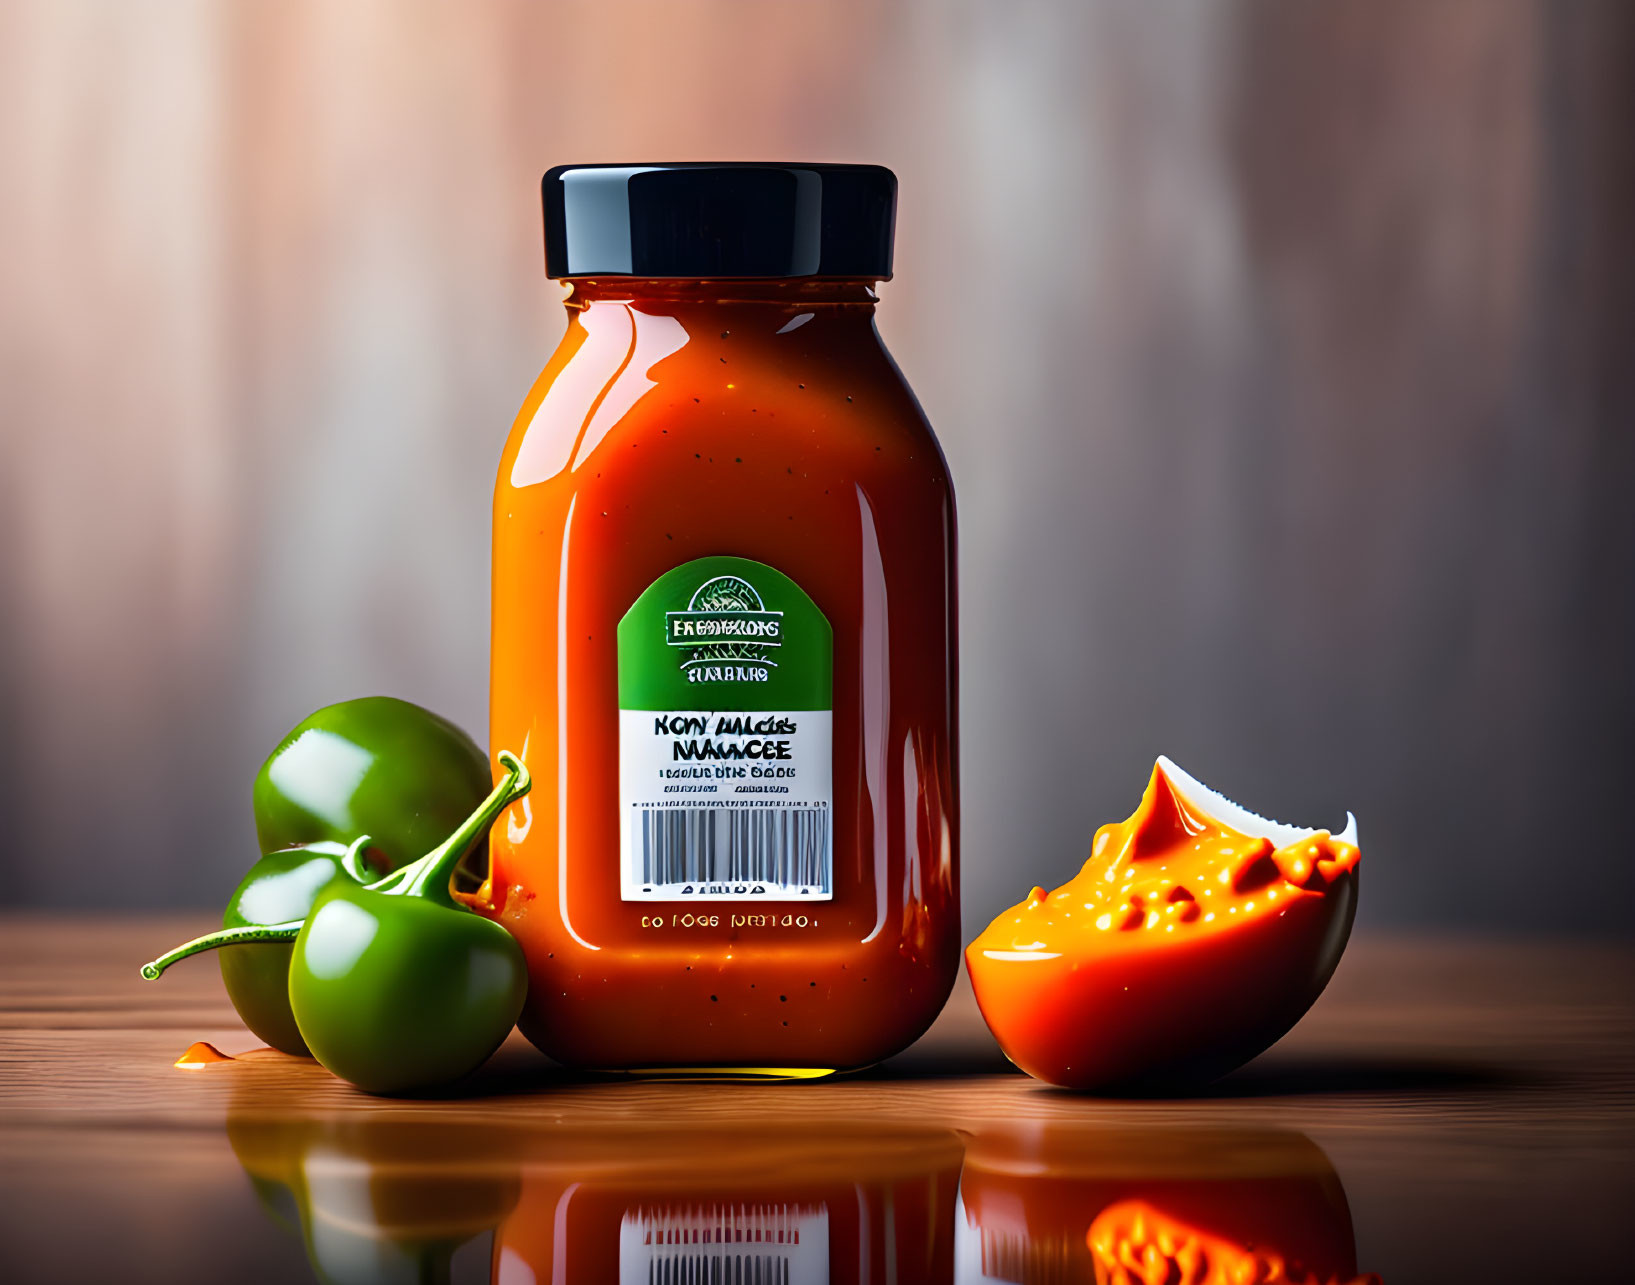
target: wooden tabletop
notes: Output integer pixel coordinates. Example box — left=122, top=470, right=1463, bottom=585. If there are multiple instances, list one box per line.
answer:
left=1, top=915, right=1630, bottom=1283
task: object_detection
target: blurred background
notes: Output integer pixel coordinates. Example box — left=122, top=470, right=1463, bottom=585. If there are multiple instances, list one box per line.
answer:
left=1, top=0, right=1630, bottom=937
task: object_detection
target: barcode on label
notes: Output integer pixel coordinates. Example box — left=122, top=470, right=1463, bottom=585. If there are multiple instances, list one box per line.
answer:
left=631, top=805, right=832, bottom=900
left=620, top=1204, right=828, bottom=1285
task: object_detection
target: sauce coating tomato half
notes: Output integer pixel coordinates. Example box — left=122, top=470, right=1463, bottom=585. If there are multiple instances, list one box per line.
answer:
left=965, top=758, right=1359, bottom=1090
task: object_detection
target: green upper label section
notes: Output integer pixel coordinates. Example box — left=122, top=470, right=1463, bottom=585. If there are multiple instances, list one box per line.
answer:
left=619, top=556, right=831, bottom=711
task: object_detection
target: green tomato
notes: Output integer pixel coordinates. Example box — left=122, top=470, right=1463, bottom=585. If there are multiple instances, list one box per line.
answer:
left=289, top=882, right=528, bottom=1096
left=217, top=842, right=358, bottom=1055
left=144, top=751, right=530, bottom=1092
left=253, top=696, right=491, bottom=873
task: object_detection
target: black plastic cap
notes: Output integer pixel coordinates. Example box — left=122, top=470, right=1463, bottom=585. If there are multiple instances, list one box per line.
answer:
left=542, top=163, right=896, bottom=280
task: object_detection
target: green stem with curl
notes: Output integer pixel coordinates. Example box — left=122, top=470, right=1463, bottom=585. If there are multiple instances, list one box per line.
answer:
left=139, top=751, right=531, bottom=981
left=140, top=920, right=305, bottom=980
left=395, top=750, right=529, bottom=907
left=339, top=834, right=379, bottom=884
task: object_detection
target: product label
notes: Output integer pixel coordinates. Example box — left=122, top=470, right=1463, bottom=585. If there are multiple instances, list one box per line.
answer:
left=618, top=556, right=833, bottom=902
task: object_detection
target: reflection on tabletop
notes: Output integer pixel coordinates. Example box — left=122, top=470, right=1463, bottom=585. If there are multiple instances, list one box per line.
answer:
left=957, top=1124, right=1376, bottom=1285
left=222, top=1095, right=1378, bottom=1285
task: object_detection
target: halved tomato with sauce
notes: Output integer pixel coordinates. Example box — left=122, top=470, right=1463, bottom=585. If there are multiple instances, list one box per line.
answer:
left=965, top=758, right=1359, bottom=1090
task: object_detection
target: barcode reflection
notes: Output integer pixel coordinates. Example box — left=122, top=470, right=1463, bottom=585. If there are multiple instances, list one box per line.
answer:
left=620, top=1203, right=828, bottom=1285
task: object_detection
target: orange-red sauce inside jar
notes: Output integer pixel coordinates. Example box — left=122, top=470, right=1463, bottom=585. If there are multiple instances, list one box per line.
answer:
left=480, top=165, right=958, bottom=1072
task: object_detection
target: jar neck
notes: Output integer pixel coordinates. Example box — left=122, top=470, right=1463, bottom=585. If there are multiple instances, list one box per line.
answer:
left=562, top=278, right=882, bottom=311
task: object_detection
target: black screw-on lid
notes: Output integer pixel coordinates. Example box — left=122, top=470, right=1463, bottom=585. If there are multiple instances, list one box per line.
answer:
left=542, top=163, right=896, bottom=279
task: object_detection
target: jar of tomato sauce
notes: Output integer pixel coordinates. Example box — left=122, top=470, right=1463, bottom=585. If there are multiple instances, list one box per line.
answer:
left=482, top=164, right=958, bottom=1074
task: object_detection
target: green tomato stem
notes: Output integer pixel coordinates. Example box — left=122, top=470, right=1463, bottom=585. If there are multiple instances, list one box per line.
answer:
left=337, top=837, right=416, bottom=893
left=339, top=834, right=377, bottom=883
left=394, top=751, right=531, bottom=906
left=138, top=751, right=530, bottom=981
left=368, top=864, right=416, bottom=892
left=140, top=920, right=303, bottom=980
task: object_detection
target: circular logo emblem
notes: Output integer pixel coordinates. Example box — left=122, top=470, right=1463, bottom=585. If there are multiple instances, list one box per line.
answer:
left=666, top=574, right=783, bottom=679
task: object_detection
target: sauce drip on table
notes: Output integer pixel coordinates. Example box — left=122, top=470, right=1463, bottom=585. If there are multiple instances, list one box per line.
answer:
left=173, top=1041, right=233, bottom=1069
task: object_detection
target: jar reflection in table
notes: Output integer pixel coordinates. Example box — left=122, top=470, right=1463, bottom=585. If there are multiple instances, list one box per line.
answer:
left=491, top=1121, right=964, bottom=1285
left=222, top=1101, right=963, bottom=1285
left=220, top=1097, right=1379, bottom=1284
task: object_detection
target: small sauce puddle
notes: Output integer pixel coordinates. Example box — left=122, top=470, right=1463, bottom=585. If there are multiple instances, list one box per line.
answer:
left=174, top=1041, right=234, bottom=1070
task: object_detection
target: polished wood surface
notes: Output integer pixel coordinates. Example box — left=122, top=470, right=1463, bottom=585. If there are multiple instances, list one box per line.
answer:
left=1, top=916, right=1631, bottom=1282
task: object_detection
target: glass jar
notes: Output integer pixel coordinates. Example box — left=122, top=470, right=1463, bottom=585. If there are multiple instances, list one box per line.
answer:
left=481, top=164, right=958, bottom=1073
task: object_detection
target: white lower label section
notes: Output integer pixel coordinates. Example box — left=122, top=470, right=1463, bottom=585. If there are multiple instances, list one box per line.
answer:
left=619, top=1204, right=829, bottom=1285
left=619, top=709, right=833, bottom=901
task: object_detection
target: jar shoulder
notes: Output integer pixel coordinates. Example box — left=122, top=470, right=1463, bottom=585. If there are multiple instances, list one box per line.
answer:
left=497, top=311, right=950, bottom=501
